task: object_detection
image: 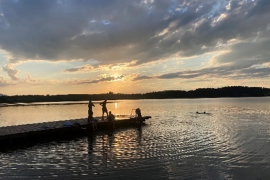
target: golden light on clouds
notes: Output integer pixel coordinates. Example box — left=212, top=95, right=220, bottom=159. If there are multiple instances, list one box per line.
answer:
left=1, top=0, right=270, bottom=95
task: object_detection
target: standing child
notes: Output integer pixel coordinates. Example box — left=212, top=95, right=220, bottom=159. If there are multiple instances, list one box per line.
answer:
left=88, top=100, right=95, bottom=119
left=100, top=100, right=108, bottom=120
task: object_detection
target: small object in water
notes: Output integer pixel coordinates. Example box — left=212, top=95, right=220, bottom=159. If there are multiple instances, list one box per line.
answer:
left=196, top=111, right=207, bottom=114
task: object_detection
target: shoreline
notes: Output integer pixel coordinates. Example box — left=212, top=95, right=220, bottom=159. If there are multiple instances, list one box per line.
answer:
left=1, top=95, right=270, bottom=104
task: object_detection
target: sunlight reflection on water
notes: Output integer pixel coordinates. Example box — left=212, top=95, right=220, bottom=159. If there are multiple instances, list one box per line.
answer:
left=0, top=98, right=270, bottom=179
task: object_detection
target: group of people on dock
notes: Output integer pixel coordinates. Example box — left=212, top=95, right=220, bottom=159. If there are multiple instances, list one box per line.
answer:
left=88, top=100, right=115, bottom=130
left=87, top=100, right=143, bottom=131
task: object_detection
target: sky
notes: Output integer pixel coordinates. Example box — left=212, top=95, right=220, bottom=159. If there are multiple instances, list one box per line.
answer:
left=0, top=0, right=270, bottom=95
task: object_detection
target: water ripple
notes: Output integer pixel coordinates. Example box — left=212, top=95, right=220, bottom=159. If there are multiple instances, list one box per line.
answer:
left=1, top=98, right=270, bottom=179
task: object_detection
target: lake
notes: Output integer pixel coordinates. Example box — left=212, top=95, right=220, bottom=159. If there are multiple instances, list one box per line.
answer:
left=0, top=97, right=270, bottom=179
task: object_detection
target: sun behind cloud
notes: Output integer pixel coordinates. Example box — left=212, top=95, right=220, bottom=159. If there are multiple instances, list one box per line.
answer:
left=0, top=0, right=270, bottom=95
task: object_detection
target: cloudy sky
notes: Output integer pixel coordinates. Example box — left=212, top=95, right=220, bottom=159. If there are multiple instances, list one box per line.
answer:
left=0, top=0, right=270, bottom=95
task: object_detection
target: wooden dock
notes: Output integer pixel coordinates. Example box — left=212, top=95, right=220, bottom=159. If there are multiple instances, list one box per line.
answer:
left=0, top=115, right=151, bottom=150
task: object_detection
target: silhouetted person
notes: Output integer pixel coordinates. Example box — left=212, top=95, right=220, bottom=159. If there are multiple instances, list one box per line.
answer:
left=108, top=111, right=115, bottom=128
left=100, top=100, right=108, bottom=120
left=88, top=100, right=95, bottom=119
left=135, top=108, right=142, bottom=124
left=87, top=100, right=97, bottom=130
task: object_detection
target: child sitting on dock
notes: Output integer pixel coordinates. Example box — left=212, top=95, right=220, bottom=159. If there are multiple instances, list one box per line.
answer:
left=108, top=111, right=115, bottom=128
left=135, top=108, right=142, bottom=124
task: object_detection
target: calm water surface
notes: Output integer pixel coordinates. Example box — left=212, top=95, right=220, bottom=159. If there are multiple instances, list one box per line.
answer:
left=0, top=98, right=270, bottom=179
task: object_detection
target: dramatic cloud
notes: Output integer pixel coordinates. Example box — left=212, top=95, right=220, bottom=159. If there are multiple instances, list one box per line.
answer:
left=138, top=64, right=270, bottom=81
left=0, top=0, right=270, bottom=94
left=2, top=64, right=19, bottom=80
left=133, top=75, right=153, bottom=81
left=0, top=77, right=12, bottom=86
left=0, top=0, right=269, bottom=65
left=63, top=61, right=137, bottom=73
left=63, top=64, right=95, bottom=73
left=77, top=74, right=126, bottom=84
left=214, top=38, right=270, bottom=68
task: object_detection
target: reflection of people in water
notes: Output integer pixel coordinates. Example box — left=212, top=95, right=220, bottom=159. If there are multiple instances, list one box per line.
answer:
left=87, top=134, right=97, bottom=170
left=100, top=100, right=108, bottom=120
left=108, top=132, right=114, bottom=149
left=101, top=132, right=115, bottom=167
left=136, top=126, right=142, bottom=146
left=88, top=134, right=95, bottom=154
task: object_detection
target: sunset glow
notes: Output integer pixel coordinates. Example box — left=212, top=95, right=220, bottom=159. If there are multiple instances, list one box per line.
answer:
left=0, top=0, right=270, bottom=95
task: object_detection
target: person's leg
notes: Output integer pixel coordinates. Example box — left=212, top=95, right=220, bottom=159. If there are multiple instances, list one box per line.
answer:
left=91, top=111, right=93, bottom=118
left=106, top=110, right=109, bottom=118
left=92, top=122, right=95, bottom=130
left=102, top=111, right=104, bottom=120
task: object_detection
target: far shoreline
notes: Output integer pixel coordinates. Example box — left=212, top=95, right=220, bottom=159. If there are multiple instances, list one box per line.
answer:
left=1, top=86, right=270, bottom=104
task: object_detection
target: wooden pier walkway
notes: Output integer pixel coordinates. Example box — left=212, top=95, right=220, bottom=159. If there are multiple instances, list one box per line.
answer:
left=0, top=115, right=151, bottom=149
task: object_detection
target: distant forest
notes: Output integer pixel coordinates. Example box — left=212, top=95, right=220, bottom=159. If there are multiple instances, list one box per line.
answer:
left=1, top=86, right=270, bottom=103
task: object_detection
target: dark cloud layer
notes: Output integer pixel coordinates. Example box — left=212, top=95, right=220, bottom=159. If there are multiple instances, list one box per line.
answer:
left=79, top=75, right=125, bottom=84
left=0, top=0, right=269, bottom=65
left=132, top=75, right=152, bottom=81
left=139, top=64, right=270, bottom=81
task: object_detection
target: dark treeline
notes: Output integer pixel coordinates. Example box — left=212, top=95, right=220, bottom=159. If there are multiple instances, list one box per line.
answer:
left=1, top=86, right=270, bottom=103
